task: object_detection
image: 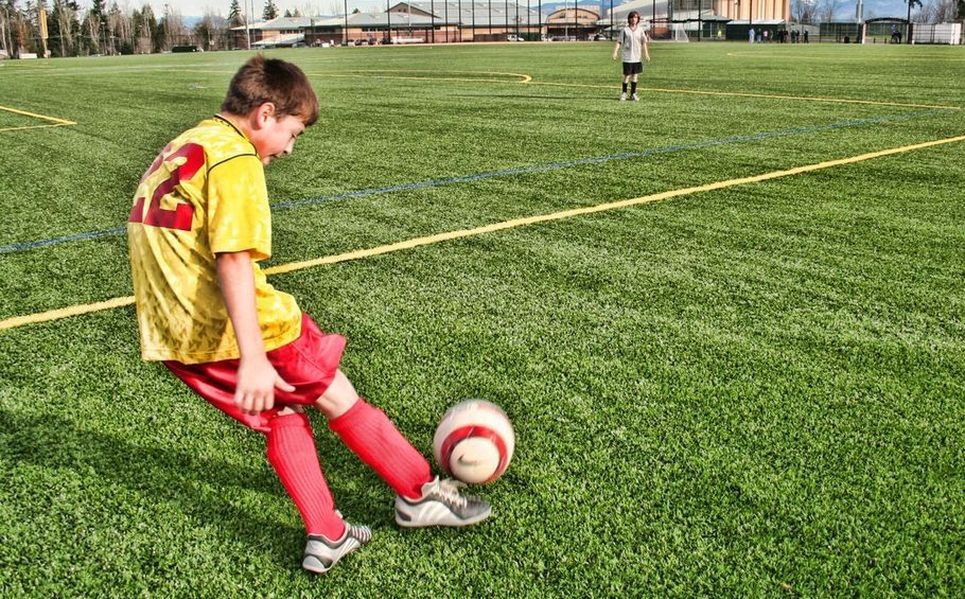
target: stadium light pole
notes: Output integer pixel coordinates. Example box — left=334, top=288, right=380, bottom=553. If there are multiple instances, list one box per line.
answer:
left=243, top=4, right=251, bottom=49
left=0, top=7, right=7, bottom=57
left=505, top=0, right=510, bottom=40
left=387, top=0, right=391, bottom=44
left=249, top=0, right=256, bottom=48
left=344, top=0, right=348, bottom=45
left=574, top=0, right=578, bottom=41
left=538, top=0, right=541, bottom=40
left=515, top=0, right=519, bottom=38
left=697, top=0, right=702, bottom=41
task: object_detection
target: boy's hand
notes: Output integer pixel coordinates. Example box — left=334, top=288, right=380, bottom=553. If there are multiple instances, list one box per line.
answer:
left=235, top=355, right=296, bottom=413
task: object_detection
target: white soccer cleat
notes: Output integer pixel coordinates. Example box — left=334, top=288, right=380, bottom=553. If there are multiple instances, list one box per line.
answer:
left=619, top=92, right=627, bottom=102
left=631, top=93, right=640, bottom=101
left=302, top=518, right=372, bottom=574
left=394, top=476, right=492, bottom=528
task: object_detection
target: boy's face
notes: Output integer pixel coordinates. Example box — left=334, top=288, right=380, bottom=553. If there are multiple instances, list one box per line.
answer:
left=250, top=104, right=306, bottom=165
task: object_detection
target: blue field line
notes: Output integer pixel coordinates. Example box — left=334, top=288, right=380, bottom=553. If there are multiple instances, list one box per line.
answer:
left=0, top=109, right=944, bottom=256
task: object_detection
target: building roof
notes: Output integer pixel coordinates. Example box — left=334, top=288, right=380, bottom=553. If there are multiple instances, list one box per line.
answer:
left=402, top=2, right=542, bottom=26
left=252, top=33, right=306, bottom=47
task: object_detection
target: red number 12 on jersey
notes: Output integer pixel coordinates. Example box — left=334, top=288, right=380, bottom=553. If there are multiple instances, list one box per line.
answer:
left=129, top=143, right=204, bottom=231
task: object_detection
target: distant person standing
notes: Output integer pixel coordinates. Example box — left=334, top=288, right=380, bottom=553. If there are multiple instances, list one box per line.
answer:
left=804, top=29, right=809, bottom=43
left=611, top=11, right=650, bottom=102
left=748, top=27, right=755, bottom=43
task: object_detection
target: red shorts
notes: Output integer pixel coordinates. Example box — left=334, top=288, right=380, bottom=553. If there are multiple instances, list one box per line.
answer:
left=165, top=314, right=346, bottom=433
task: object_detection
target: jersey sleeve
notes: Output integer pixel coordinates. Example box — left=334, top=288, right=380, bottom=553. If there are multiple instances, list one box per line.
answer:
left=206, top=154, right=272, bottom=261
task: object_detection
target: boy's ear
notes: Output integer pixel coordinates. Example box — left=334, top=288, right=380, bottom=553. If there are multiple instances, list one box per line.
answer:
left=252, top=102, right=276, bottom=129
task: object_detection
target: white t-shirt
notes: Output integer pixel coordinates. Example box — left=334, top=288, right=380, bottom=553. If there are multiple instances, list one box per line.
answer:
left=619, top=25, right=649, bottom=63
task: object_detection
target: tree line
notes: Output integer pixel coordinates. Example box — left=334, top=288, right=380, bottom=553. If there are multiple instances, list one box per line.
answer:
left=0, top=0, right=305, bottom=58
left=2, top=0, right=963, bottom=58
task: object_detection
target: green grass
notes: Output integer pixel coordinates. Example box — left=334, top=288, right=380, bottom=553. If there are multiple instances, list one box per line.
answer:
left=1, top=42, right=963, bottom=596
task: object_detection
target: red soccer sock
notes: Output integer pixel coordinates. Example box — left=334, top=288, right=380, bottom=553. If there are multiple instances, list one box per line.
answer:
left=328, top=398, right=432, bottom=499
left=266, top=412, right=345, bottom=540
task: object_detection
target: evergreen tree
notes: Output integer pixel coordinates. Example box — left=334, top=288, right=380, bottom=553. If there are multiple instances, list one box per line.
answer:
left=227, top=0, right=242, bottom=27
left=48, top=0, right=79, bottom=57
left=263, top=0, right=278, bottom=20
left=88, top=0, right=107, bottom=50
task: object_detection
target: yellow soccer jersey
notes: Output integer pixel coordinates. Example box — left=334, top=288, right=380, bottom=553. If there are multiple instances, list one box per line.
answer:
left=128, top=116, right=301, bottom=363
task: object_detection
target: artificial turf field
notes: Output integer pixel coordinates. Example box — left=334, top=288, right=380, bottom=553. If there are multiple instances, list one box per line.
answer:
left=0, top=41, right=963, bottom=595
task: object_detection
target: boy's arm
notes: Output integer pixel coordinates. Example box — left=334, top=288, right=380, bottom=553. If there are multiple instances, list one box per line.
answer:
left=644, top=35, right=651, bottom=62
left=216, top=251, right=294, bottom=414
left=612, top=40, right=620, bottom=60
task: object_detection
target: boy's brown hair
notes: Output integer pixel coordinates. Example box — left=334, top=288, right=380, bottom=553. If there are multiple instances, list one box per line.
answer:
left=221, top=55, right=319, bottom=126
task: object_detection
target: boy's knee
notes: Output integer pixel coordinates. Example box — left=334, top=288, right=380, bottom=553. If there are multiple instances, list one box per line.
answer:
left=314, top=370, right=359, bottom=419
left=315, top=393, right=358, bottom=419
left=265, top=410, right=310, bottom=433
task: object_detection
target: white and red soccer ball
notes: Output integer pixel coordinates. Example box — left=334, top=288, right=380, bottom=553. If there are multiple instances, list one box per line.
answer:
left=433, top=400, right=515, bottom=484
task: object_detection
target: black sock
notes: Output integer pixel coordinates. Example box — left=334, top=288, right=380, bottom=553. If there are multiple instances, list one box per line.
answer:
left=631, top=81, right=638, bottom=95
left=622, top=82, right=628, bottom=93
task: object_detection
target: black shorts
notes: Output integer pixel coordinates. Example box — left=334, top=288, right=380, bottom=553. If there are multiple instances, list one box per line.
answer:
left=622, top=62, right=643, bottom=76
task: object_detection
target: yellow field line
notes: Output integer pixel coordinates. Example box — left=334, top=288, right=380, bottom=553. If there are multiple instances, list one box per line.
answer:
left=0, top=104, right=77, bottom=125
left=525, top=81, right=962, bottom=110
left=0, top=123, right=76, bottom=133
left=0, top=296, right=135, bottom=331
left=170, top=68, right=956, bottom=109
left=2, top=133, right=963, bottom=333
left=179, top=68, right=534, bottom=84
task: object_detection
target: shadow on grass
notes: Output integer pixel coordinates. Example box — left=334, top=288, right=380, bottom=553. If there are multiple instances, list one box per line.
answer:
left=0, top=408, right=389, bottom=570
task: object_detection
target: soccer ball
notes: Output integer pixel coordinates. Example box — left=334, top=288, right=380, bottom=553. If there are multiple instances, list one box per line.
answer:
left=433, top=400, right=515, bottom=484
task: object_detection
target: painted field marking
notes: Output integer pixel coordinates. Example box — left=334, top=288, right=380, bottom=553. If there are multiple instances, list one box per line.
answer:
left=184, top=68, right=959, bottom=110
left=0, top=104, right=77, bottom=133
left=2, top=133, right=962, bottom=333
left=524, top=81, right=962, bottom=111
left=0, top=109, right=941, bottom=255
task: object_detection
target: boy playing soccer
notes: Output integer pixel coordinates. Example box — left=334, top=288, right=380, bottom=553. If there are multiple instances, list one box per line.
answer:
left=127, top=56, right=490, bottom=575
left=611, top=11, right=651, bottom=102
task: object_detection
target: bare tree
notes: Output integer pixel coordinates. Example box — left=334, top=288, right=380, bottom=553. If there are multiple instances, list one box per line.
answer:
left=817, top=0, right=841, bottom=23
left=793, top=0, right=820, bottom=23
left=162, top=5, right=185, bottom=48
left=919, top=0, right=958, bottom=23
left=50, top=0, right=78, bottom=56
left=195, top=10, right=228, bottom=50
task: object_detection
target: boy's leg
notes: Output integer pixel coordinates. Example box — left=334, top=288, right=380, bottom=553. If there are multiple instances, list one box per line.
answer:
left=263, top=410, right=372, bottom=574
left=319, top=371, right=432, bottom=499
left=630, top=74, right=639, bottom=100
left=320, top=370, right=491, bottom=527
left=165, top=360, right=352, bottom=542
left=265, top=410, right=346, bottom=540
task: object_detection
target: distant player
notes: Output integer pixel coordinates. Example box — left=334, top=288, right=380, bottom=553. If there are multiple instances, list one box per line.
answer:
left=127, top=55, right=491, bottom=575
left=612, top=11, right=651, bottom=102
